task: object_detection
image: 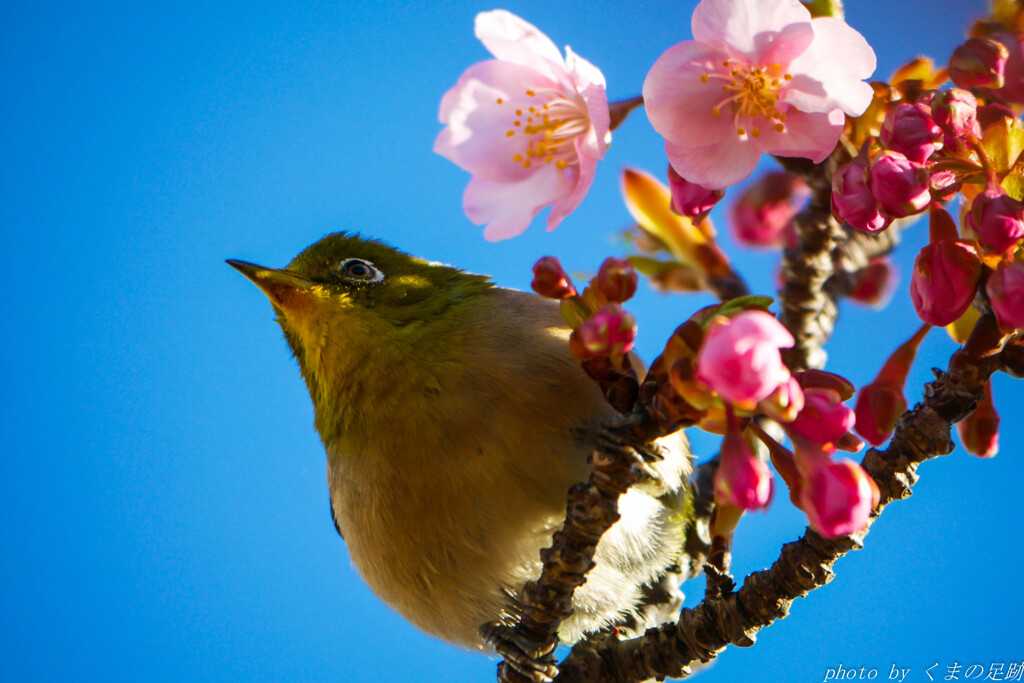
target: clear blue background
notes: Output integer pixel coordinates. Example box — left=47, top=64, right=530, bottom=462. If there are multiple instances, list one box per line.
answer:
left=2, top=1, right=1021, bottom=681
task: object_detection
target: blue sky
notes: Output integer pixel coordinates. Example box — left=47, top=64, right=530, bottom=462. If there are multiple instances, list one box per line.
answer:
left=2, top=0, right=1021, bottom=681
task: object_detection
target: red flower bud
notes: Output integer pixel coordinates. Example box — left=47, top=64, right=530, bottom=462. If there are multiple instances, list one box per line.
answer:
left=729, top=171, right=806, bottom=247
left=667, top=165, right=724, bottom=219
left=966, top=183, right=1024, bottom=254
left=949, top=37, right=1009, bottom=89
left=987, top=260, right=1024, bottom=331
left=572, top=304, right=637, bottom=358
left=595, top=257, right=638, bottom=303
left=832, top=157, right=890, bottom=233
left=531, top=257, right=576, bottom=299
left=957, top=381, right=999, bottom=458
left=868, top=151, right=931, bottom=219
left=879, top=104, right=943, bottom=164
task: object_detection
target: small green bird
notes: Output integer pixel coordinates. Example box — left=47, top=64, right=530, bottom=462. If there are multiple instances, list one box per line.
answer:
left=228, top=232, right=691, bottom=650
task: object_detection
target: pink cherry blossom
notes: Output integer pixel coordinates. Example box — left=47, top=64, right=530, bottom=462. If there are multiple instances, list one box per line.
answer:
left=434, top=10, right=609, bottom=241
left=696, top=310, right=795, bottom=408
left=642, top=0, right=875, bottom=189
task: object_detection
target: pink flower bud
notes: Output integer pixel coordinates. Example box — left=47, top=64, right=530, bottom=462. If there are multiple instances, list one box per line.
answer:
left=667, top=165, right=724, bottom=218
left=987, top=260, right=1024, bottom=330
left=573, top=304, right=637, bottom=358
left=929, top=89, right=981, bottom=143
left=957, top=381, right=999, bottom=458
left=695, top=310, right=795, bottom=409
left=848, top=257, right=896, bottom=307
left=966, top=184, right=1024, bottom=254
left=949, top=37, right=1009, bottom=89
left=832, top=157, right=890, bottom=233
left=760, top=375, right=805, bottom=423
left=595, top=257, right=638, bottom=303
left=989, top=31, right=1024, bottom=103
left=714, top=424, right=772, bottom=510
left=910, top=241, right=981, bottom=326
left=879, top=104, right=943, bottom=164
left=531, top=257, right=576, bottom=299
left=788, top=388, right=856, bottom=445
left=800, top=459, right=875, bottom=538
left=868, top=151, right=931, bottom=219
left=730, top=171, right=806, bottom=247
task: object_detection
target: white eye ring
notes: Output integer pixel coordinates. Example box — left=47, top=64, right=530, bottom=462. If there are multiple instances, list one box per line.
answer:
left=337, top=258, right=385, bottom=284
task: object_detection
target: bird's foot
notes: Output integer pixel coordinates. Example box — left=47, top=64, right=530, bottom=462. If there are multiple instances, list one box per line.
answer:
left=480, top=622, right=558, bottom=683
left=596, top=421, right=666, bottom=483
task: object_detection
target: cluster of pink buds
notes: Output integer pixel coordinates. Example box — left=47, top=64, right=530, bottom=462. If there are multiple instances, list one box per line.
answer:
left=663, top=303, right=876, bottom=537
left=531, top=256, right=639, bottom=360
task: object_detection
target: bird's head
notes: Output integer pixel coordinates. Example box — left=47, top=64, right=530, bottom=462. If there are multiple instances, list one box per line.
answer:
left=228, top=232, right=493, bottom=434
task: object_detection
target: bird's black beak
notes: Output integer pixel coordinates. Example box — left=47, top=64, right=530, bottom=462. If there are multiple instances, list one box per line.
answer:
left=227, top=259, right=316, bottom=311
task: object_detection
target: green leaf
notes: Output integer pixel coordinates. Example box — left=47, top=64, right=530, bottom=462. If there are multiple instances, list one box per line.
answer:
left=802, top=0, right=844, bottom=18
left=1001, top=170, right=1024, bottom=201
left=980, top=116, right=1024, bottom=173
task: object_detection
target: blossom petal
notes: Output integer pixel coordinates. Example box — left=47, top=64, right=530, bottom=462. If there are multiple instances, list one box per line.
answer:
left=475, top=10, right=569, bottom=87
left=666, top=137, right=761, bottom=189
left=463, top=165, right=573, bottom=241
left=759, top=108, right=845, bottom=162
left=785, top=17, right=876, bottom=116
left=547, top=158, right=590, bottom=230
left=435, top=60, right=560, bottom=182
left=643, top=41, right=737, bottom=148
left=692, top=0, right=811, bottom=57
left=565, top=46, right=610, bottom=158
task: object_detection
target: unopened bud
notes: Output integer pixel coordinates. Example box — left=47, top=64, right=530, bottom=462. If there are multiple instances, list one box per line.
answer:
left=949, top=37, right=1009, bottom=89
left=910, top=241, right=981, bottom=326
left=531, top=256, right=576, bottom=299
left=848, top=257, right=896, bottom=307
left=853, top=324, right=928, bottom=446
left=966, top=183, right=1024, bottom=254
left=929, top=89, right=981, bottom=142
left=799, top=459, right=875, bottom=538
left=868, top=150, right=931, bottom=219
left=832, top=156, right=890, bottom=233
left=714, top=422, right=772, bottom=510
left=957, top=381, right=999, bottom=457
left=788, top=388, right=856, bottom=445
left=667, top=165, right=724, bottom=219
left=572, top=304, right=637, bottom=358
left=730, top=171, right=806, bottom=247
left=595, top=257, right=638, bottom=303
left=879, top=104, right=943, bottom=164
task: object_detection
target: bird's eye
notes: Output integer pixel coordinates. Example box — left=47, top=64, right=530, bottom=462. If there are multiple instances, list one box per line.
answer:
left=337, top=258, right=384, bottom=284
